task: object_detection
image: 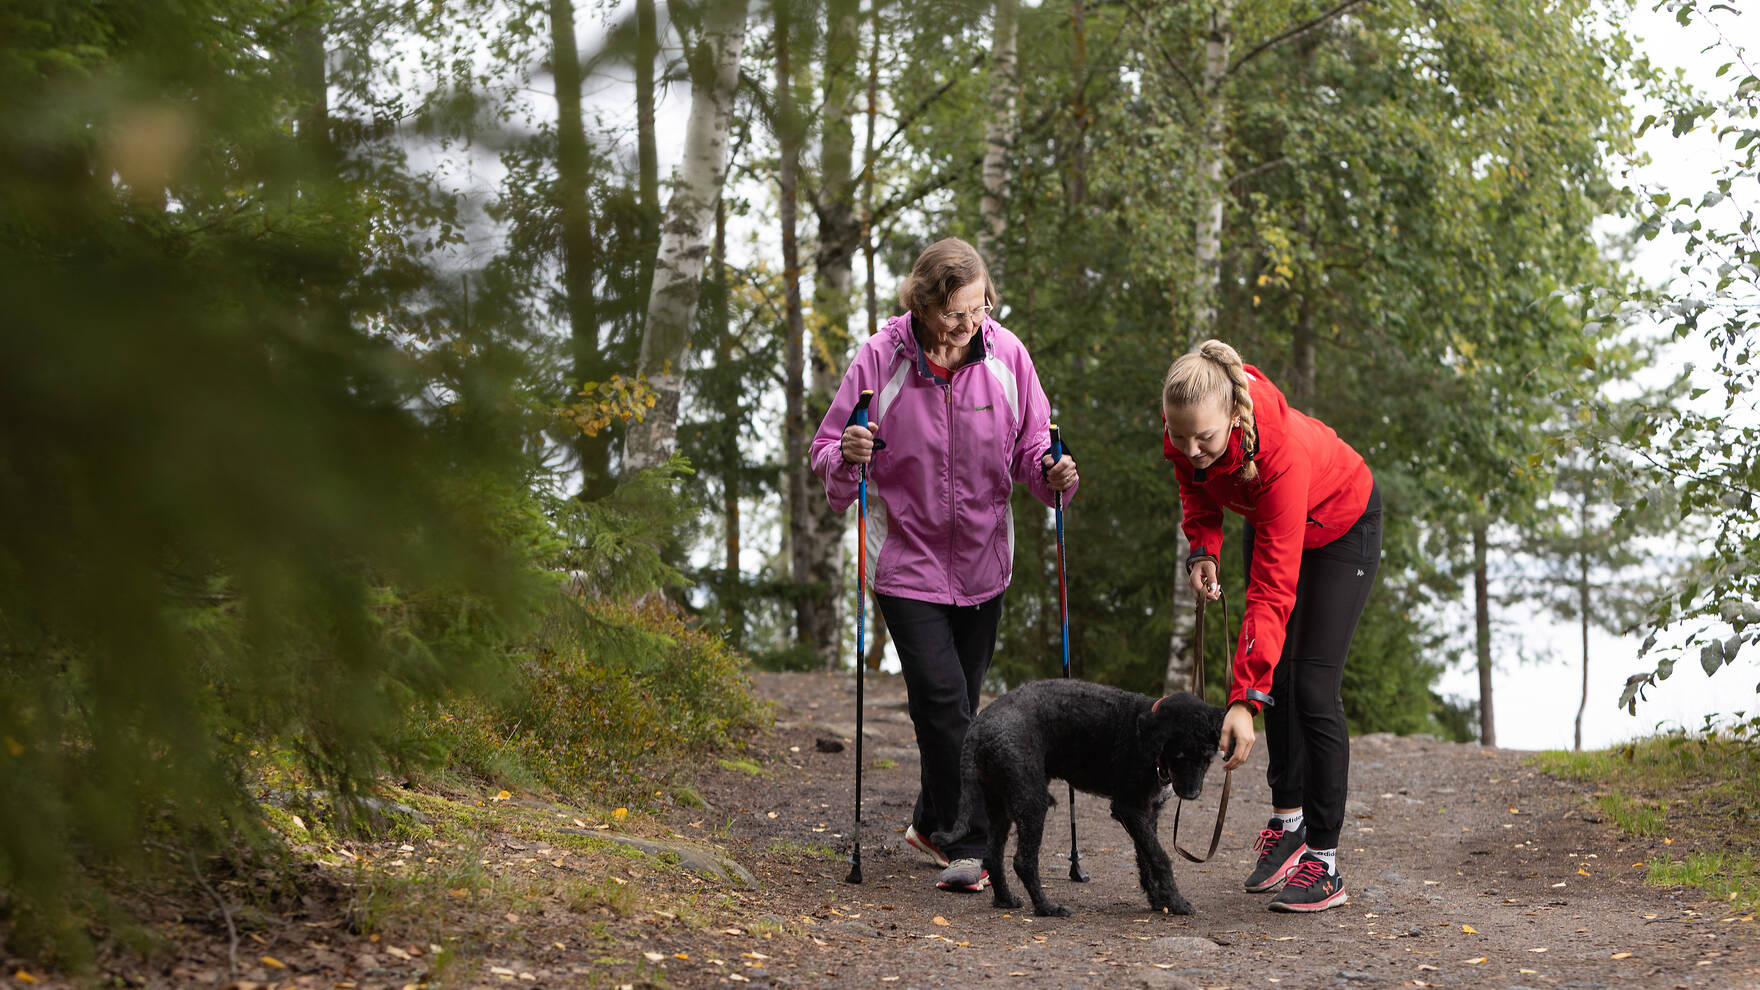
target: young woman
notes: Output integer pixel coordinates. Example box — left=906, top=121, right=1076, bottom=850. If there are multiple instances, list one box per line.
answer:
left=1161, top=339, right=1380, bottom=913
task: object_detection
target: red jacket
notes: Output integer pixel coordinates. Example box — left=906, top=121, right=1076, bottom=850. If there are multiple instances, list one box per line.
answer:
left=1163, top=365, right=1373, bottom=711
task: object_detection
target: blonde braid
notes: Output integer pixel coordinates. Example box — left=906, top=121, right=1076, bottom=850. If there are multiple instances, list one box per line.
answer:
left=1193, top=339, right=1258, bottom=481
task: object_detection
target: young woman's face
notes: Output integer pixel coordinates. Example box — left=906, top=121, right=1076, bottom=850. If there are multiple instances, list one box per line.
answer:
left=1164, top=399, right=1235, bottom=469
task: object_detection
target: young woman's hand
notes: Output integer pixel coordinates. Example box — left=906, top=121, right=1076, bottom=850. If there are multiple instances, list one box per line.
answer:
left=1220, top=702, right=1256, bottom=771
left=1188, top=559, right=1222, bottom=602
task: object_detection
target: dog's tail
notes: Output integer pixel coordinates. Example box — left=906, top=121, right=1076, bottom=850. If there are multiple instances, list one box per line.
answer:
left=930, top=730, right=982, bottom=851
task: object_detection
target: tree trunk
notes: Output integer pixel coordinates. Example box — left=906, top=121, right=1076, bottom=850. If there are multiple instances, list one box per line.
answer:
left=636, top=0, right=660, bottom=306
left=1473, top=511, right=1496, bottom=747
left=800, top=0, right=863, bottom=670
left=1291, top=289, right=1316, bottom=412
left=1068, top=0, right=1088, bottom=211
left=293, top=14, right=334, bottom=170
left=624, top=0, right=748, bottom=474
left=1575, top=494, right=1590, bottom=752
left=1189, top=0, right=1232, bottom=337
left=862, top=3, right=880, bottom=340
left=712, top=199, right=742, bottom=649
left=550, top=0, right=608, bottom=496
left=978, top=0, right=1019, bottom=263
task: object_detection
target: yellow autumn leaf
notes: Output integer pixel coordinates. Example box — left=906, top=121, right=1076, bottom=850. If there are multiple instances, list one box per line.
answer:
left=4, top=737, right=23, bottom=756
left=1578, top=867, right=1590, bottom=876
left=933, top=916, right=950, bottom=926
left=674, top=952, right=690, bottom=961
left=1463, top=957, right=1487, bottom=964
left=261, top=955, right=287, bottom=968
left=14, top=971, right=40, bottom=984
left=492, top=790, right=511, bottom=802
left=613, top=807, right=629, bottom=821
left=1612, top=952, right=1633, bottom=959
left=1462, top=925, right=1478, bottom=934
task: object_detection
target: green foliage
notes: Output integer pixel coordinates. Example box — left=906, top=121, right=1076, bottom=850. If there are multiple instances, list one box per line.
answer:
left=1578, top=2, right=1760, bottom=716
left=429, top=600, right=768, bottom=807
left=0, top=0, right=568, bottom=957
left=1535, top=722, right=1760, bottom=910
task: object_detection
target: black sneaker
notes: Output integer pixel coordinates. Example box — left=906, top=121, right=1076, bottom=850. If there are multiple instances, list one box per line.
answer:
left=1267, top=853, right=1348, bottom=912
left=1244, top=819, right=1309, bottom=892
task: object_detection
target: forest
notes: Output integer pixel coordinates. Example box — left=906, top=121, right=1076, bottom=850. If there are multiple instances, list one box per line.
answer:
left=3, top=0, right=1758, bottom=969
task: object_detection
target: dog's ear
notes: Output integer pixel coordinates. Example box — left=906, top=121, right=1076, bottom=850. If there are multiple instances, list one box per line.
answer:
left=1209, top=703, right=1226, bottom=742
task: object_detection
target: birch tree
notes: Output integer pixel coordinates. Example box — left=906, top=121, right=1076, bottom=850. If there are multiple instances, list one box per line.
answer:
left=626, top=0, right=750, bottom=474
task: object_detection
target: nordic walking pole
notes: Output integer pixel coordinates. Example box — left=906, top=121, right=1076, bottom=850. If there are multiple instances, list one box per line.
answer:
left=845, top=389, right=878, bottom=884
left=1047, top=424, right=1089, bottom=883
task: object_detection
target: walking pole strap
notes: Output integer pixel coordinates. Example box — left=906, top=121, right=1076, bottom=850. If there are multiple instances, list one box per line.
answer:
left=1172, top=592, right=1233, bottom=864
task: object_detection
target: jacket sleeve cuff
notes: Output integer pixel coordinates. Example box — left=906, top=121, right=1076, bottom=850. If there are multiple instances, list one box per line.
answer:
left=1229, top=690, right=1274, bottom=713
left=1186, top=549, right=1218, bottom=572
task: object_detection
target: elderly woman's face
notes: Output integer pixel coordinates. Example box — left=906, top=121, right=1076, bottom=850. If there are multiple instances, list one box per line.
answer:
left=923, top=282, right=990, bottom=354
left=1164, top=398, right=1235, bottom=469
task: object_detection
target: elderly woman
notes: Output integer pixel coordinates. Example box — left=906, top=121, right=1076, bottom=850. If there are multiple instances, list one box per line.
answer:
left=810, top=237, right=1078, bottom=893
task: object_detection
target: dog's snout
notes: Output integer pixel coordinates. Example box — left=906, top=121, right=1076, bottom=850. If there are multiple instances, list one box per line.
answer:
left=1176, top=782, right=1203, bottom=802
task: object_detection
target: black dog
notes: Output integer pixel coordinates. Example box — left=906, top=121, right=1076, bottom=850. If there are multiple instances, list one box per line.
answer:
left=932, top=679, right=1224, bottom=917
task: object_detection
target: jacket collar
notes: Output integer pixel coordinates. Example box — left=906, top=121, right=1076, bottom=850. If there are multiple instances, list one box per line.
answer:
left=889, top=313, right=992, bottom=384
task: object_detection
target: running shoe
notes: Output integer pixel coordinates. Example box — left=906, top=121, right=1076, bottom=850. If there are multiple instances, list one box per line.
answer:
left=935, top=858, right=989, bottom=892
left=905, top=824, right=950, bottom=867
left=1267, top=853, right=1348, bottom=912
left=1244, top=818, right=1309, bottom=892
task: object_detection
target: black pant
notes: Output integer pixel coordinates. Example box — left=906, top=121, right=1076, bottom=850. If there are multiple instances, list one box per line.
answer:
left=875, top=592, right=1004, bottom=860
left=1241, top=483, right=1381, bottom=851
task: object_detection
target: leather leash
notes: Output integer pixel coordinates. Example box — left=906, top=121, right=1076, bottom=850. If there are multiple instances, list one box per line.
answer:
left=1170, top=592, right=1232, bottom=864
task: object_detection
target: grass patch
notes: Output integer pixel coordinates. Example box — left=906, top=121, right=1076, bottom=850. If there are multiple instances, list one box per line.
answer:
left=1649, top=852, right=1760, bottom=914
left=764, top=838, right=839, bottom=859
left=1597, top=791, right=1666, bottom=837
left=717, top=758, right=768, bottom=777
left=870, top=758, right=896, bottom=770
left=1534, top=724, right=1760, bottom=912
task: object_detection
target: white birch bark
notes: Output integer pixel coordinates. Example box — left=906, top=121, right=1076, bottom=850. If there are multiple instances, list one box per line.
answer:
left=624, top=0, right=750, bottom=475
left=1189, top=0, right=1232, bottom=339
left=978, top=0, right=1019, bottom=262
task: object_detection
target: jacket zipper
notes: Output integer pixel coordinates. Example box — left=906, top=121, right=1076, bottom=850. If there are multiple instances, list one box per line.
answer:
left=943, top=378, right=955, bottom=598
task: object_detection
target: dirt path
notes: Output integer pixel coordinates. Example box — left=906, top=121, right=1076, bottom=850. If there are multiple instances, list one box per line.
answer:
left=655, top=671, right=1759, bottom=989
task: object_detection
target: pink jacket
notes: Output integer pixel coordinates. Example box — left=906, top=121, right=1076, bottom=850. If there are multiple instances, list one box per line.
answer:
left=811, top=313, right=1076, bottom=606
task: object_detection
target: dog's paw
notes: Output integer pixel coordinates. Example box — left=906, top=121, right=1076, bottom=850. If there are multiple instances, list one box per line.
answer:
left=1034, top=902, right=1074, bottom=918
left=992, top=892, right=1023, bottom=910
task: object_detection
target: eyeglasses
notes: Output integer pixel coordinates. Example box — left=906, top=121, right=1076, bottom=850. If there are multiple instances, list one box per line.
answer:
left=936, top=304, right=991, bottom=328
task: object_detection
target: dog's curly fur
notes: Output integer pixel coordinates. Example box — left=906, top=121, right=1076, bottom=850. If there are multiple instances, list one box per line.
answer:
left=932, top=679, right=1224, bottom=917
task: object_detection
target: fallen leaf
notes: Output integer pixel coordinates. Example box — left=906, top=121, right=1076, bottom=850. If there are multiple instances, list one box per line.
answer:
left=573, top=818, right=586, bottom=827
left=1612, top=952, right=1633, bottom=959
left=743, top=952, right=770, bottom=960
left=449, top=888, right=469, bottom=897
left=613, top=808, right=629, bottom=821
left=13, top=971, right=40, bottom=985
left=1462, top=925, right=1478, bottom=934
left=490, top=966, right=518, bottom=976
left=1551, top=882, right=1567, bottom=888
left=1520, top=969, right=1538, bottom=975
left=1578, top=868, right=1590, bottom=876
left=1418, top=964, right=1438, bottom=971
left=1463, top=957, right=1487, bottom=964
left=259, top=956, right=287, bottom=969
left=1529, top=947, right=1549, bottom=953
left=642, top=952, right=664, bottom=963
left=674, top=952, right=690, bottom=961
left=492, top=790, right=511, bottom=802
left=519, top=973, right=535, bottom=982
left=385, top=946, right=412, bottom=961
left=933, top=916, right=951, bottom=927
